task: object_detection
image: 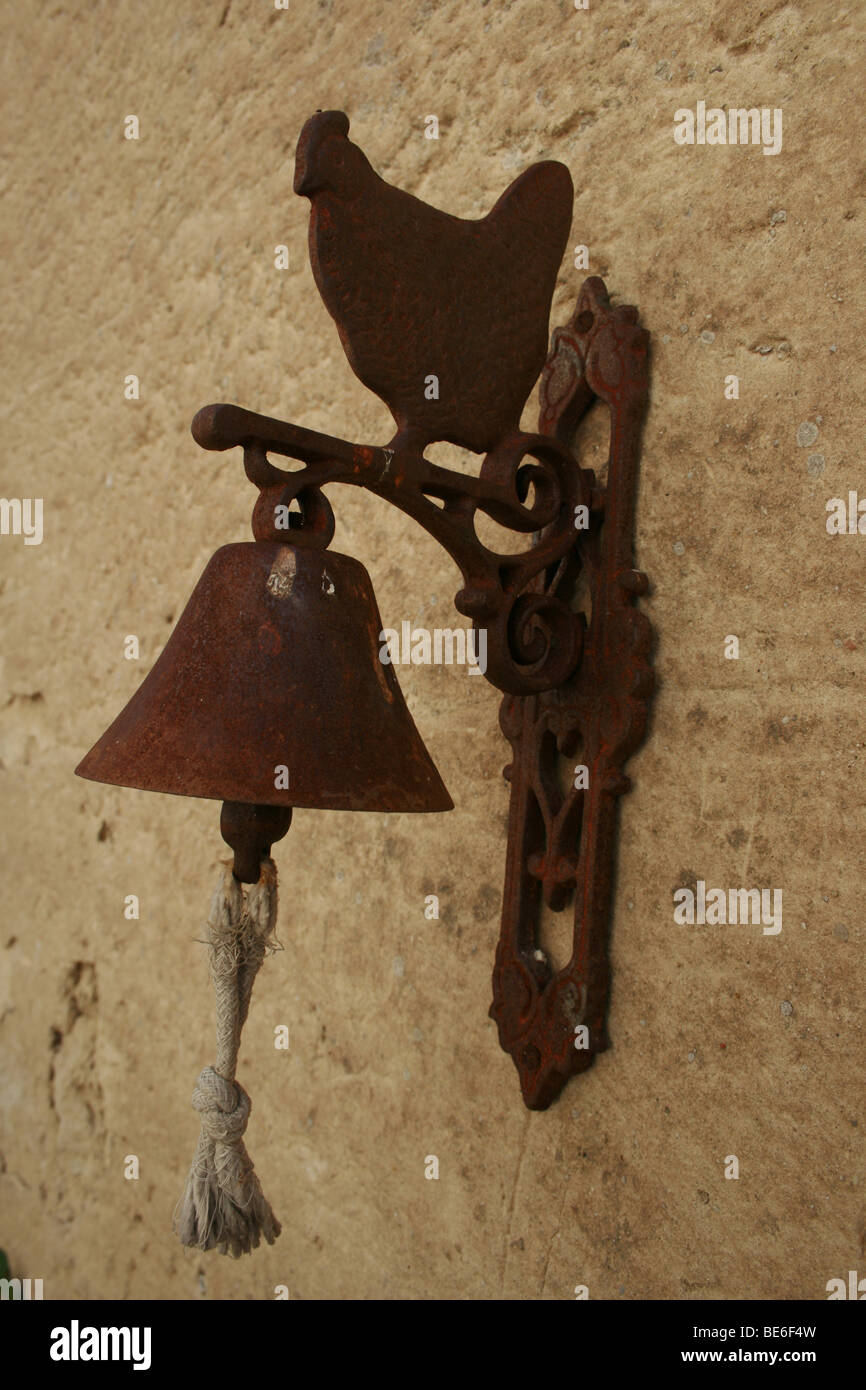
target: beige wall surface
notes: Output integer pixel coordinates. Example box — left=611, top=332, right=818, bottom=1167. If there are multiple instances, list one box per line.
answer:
left=0, top=0, right=863, bottom=1301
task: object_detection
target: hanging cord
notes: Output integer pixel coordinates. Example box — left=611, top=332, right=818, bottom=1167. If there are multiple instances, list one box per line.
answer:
left=174, top=858, right=281, bottom=1256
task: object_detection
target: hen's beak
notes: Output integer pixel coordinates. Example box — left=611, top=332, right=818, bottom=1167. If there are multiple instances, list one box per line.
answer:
left=293, top=157, right=315, bottom=197
left=294, top=110, right=349, bottom=197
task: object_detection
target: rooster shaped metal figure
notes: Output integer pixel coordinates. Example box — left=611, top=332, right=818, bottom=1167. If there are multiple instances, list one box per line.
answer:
left=294, top=110, right=573, bottom=454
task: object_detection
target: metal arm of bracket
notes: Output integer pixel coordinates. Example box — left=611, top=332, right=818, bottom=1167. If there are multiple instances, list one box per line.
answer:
left=192, top=396, right=593, bottom=697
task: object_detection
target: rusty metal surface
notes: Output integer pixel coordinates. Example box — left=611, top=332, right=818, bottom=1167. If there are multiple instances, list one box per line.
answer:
left=489, top=277, right=654, bottom=1108
left=76, top=542, right=453, bottom=815
left=220, top=802, right=293, bottom=885
left=295, top=109, right=573, bottom=456
left=193, top=403, right=590, bottom=696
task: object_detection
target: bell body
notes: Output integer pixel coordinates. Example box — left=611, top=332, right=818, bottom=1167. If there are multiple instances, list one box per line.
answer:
left=76, top=542, right=452, bottom=813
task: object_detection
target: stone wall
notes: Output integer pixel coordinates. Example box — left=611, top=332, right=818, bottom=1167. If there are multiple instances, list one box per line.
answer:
left=0, top=0, right=862, bottom=1300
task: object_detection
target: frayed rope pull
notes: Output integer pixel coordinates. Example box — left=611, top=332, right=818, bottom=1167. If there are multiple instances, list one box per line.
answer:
left=174, top=858, right=281, bottom=1257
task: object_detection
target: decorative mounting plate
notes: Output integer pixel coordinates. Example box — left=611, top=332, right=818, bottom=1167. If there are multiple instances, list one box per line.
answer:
left=490, top=276, right=654, bottom=1109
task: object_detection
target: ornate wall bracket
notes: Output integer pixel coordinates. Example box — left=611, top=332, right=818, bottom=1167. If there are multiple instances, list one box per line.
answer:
left=191, top=402, right=590, bottom=697
left=192, top=275, right=653, bottom=1109
left=491, top=276, right=654, bottom=1109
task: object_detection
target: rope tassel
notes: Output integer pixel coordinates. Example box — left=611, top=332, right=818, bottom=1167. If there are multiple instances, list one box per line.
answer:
left=174, top=859, right=281, bottom=1257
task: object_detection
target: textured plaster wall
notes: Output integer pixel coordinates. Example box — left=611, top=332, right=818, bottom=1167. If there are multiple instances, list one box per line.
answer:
left=1, top=0, right=863, bottom=1301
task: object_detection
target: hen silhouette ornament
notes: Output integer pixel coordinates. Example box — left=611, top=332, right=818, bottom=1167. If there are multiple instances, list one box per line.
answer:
left=294, top=111, right=574, bottom=455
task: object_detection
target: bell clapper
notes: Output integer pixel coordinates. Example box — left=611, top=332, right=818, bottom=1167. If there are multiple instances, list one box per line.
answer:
left=220, top=801, right=293, bottom=884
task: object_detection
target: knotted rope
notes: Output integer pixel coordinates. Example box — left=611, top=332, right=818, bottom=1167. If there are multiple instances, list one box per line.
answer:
left=174, top=859, right=281, bottom=1257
